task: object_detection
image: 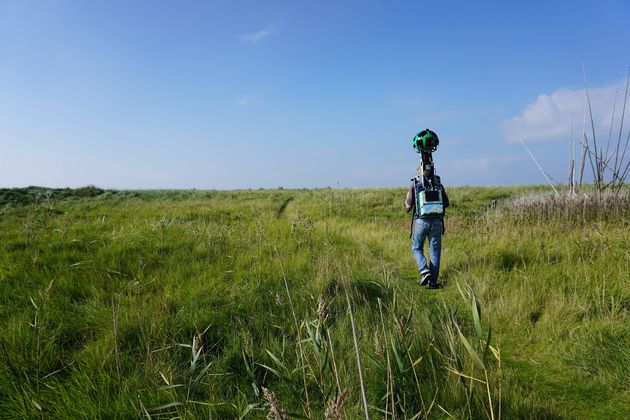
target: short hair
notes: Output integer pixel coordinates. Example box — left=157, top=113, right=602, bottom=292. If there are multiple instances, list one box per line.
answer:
left=417, top=163, right=434, bottom=176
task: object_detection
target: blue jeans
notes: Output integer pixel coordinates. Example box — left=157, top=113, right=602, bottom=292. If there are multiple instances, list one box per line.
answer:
left=411, top=218, right=442, bottom=285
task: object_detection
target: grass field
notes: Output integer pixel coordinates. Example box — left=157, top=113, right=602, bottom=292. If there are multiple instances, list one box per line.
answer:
left=0, top=186, right=628, bottom=418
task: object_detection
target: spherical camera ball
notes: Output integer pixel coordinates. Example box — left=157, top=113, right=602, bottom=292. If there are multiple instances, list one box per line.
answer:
left=412, top=129, right=439, bottom=153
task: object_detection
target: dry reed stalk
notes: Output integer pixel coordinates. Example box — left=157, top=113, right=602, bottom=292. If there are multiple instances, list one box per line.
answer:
left=497, top=346, right=502, bottom=420
left=326, top=329, right=342, bottom=395
left=569, top=118, right=575, bottom=195
left=612, top=67, right=630, bottom=180
left=578, top=143, right=587, bottom=190
left=616, top=129, right=630, bottom=180
left=436, top=403, right=455, bottom=418
left=618, top=157, right=630, bottom=192
left=484, top=369, right=495, bottom=420
left=377, top=298, right=394, bottom=419
left=568, top=158, right=575, bottom=195
left=273, top=247, right=311, bottom=418
left=406, top=347, right=427, bottom=417
left=345, top=286, right=370, bottom=420
left=519, top=139, right=559, bottom=195
left=139, top=400, right=151, bottom=418
left=584, top=65, right=602, bottom=188
left=605, top=89, right=619, bottom=163
left=113, top=298, right=121, bottom=379
left=583, top=133, right=598, bottom=192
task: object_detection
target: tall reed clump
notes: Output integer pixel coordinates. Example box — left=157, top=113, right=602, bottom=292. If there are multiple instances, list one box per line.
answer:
left=495, top=189, right=630, bottom=225
left=572, top=67, right=630, bottom=196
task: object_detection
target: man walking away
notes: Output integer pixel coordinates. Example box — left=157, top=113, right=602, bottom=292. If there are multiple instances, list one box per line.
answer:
left=405, top=140, right=449, bottom=289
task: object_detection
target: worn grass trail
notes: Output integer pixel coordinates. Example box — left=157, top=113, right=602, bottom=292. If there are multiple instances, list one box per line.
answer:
left=0, top=186, right=628, bottom=418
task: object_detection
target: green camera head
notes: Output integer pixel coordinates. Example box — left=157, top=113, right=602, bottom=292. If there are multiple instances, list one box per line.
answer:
left=412, top=129, right=439, bottom=153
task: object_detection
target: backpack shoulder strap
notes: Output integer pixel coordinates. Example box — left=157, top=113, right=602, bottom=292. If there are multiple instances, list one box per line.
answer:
left=409, top=177, right=418, bottom=238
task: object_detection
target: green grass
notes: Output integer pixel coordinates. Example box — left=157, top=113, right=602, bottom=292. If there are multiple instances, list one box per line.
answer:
left=0, top=186, right=628, bottom=418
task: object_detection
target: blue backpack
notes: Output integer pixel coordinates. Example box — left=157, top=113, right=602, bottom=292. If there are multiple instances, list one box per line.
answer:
left=413, top=176, right=445, bottom=219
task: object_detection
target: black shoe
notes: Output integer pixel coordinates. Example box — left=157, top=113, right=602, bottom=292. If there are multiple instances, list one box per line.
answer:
left=427, top=283, right=442, bottom=290
left=420, top=271, right=432, bottom=286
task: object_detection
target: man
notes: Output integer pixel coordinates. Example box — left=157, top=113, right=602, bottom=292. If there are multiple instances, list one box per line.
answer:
left=405, top=130, right=449, bottom=289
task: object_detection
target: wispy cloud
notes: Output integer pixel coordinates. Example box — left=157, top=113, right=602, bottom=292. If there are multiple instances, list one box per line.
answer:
left=390, top=93, right=503, bottom=125
left=502, top=80, right=627, bottom=143
left=450, top=155, right=523, bottom=171
left=239, top=26, right=275, bottom=44
left=236, top=94, right=261, bottom=107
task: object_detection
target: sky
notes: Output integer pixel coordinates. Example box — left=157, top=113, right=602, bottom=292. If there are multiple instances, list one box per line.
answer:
left=1, top=0, right=629, bottom=189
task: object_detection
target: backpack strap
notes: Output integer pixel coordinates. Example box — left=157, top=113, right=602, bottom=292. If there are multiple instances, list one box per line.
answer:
left=409, top=177, right=417, bottom=238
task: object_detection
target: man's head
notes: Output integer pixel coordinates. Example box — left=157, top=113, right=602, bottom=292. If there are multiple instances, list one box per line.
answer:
left=417, top=161, right=434, bottom=177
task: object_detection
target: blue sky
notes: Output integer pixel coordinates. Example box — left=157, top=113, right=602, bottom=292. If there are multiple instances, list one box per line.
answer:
left=1, top=0, right=629, bottom=189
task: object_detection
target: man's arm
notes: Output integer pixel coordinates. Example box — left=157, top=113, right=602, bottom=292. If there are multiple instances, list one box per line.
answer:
left=405, top=182, right=415, bottom=212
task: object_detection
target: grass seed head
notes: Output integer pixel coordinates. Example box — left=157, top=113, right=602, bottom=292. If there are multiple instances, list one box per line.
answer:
left=194, top=330, right=203, bottom=352
left=275, top=293, right=284, bottom=306
left=262, top=387, right=287, bottom=420
left=316, top=295, right=328, bottom=324
left=373, top=330, right=383, bottom=356
left=325, top=388, right=349, bottom=420
left=240, top=329, right=253, bottom=357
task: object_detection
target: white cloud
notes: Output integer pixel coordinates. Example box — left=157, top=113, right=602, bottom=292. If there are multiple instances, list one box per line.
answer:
left=239, top=26, right=275, bottom=44
left=236, top=94, right=261, bottom=107
left=391, top=94, right=503, bottom=124
left=450, top=155, right=523, bottom=171
left=503, top=80, right=628, bottom=143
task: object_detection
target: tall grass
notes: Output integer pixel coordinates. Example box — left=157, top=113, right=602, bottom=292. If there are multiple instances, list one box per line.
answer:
left=0, top=186, right=627, bottom=418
